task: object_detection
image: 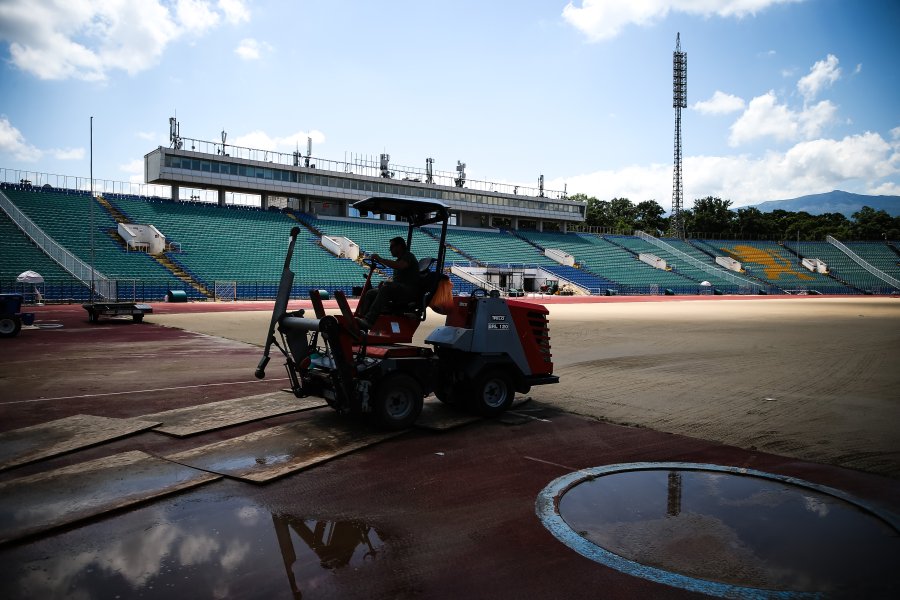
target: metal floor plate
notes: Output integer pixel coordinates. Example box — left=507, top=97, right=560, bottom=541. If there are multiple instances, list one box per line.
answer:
left=0, top=414, right=160, bottom=471
left=166, top=410, right=405, bottom=483
left=0, top=450, right=220, bottom=544
left=140, top=391, right=326, bottom=437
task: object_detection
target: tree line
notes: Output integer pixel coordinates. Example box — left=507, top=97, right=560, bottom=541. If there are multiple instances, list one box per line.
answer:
left=569, top=194, right=900, bottom=241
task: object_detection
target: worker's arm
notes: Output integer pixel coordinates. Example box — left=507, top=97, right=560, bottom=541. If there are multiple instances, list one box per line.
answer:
left=371, top=254, right=410, bottom=270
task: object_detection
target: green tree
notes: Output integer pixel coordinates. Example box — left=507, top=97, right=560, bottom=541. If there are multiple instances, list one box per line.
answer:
left=634, top=200, right=667, bottom=234
left=851, top=206, right=894, bottom=240
left=608, top=197, right=637, bottom=232
left=808, top=212, right=851, bottom=240
left=689, top=196, right=735, bottom=236
left=734, top=207, right=772, bottom=239
left=579, top=195, right=638, bottom=231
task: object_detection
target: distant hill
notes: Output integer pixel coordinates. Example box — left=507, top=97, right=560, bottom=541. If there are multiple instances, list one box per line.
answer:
left=747, top=190, right=900, bottom=218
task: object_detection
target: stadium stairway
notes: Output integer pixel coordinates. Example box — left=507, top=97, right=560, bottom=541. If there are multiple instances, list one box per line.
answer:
left=96, top=196, right=129, bottom=224
left=97, top=195, right=212, bottom=299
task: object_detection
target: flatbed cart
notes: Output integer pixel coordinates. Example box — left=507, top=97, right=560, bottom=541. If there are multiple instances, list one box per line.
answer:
left=82, top=302, right=153, bottom=323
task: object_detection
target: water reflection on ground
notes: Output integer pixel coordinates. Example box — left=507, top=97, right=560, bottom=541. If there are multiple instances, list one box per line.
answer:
left=559, top=468, right=900, bottom=595
left=0, top=491, right=386, bottom=600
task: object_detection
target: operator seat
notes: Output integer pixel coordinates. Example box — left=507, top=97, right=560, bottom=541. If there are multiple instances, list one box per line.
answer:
left=383, top=257, right=445, bottom=320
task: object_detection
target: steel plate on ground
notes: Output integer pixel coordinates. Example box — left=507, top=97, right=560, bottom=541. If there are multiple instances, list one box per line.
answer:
left=0, top=414, right=160, bottom=471
left=165, top=411, right=405, bottom=483
left=140, top=391, right=326, bottom=437
left=0, top=450, right=220, bottom=544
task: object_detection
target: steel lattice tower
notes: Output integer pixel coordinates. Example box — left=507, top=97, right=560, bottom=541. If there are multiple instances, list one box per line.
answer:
left=670, top=33, right=687, bottom=238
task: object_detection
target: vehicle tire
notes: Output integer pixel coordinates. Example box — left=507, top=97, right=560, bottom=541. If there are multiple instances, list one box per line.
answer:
left=0, top=315, right=21, bottom=338
left=471, top=368, right=514, bottom=417
left=133, top=313, right=144, bottom=323
left=374, top=373, right=423, bottom=430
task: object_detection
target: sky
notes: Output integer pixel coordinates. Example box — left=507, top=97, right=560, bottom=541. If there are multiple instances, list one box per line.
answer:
left=1, top=0, right=899, bottom=211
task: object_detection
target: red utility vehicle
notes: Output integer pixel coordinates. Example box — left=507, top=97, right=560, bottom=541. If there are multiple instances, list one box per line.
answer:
left=256, top=196, right=558, bottom=429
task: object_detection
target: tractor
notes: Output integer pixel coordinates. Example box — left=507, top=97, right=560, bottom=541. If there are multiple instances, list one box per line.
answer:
left=255, top=196, right=558, bottom=429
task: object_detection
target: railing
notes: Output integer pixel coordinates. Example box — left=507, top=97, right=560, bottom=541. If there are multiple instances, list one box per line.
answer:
left=826, top=235, right=900, bottom=290
left=0, top=190, right=116, bottom=299
left=170, top=138, right=571, bottom=201
left=635, top=230, right=762, bottom=289
left=449, top=265, right=503, bottom=294
left=1, top=169, right=173, bottom=200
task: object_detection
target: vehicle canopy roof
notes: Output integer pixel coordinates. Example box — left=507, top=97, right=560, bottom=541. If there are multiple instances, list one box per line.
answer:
left=351, top=196, right=449, bottom=228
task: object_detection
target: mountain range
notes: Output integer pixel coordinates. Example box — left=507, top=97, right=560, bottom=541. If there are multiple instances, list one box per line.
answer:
left=746, top=190, right=900, bottom=218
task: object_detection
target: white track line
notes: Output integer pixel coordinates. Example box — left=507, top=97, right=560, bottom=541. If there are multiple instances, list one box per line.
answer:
left=1, top=378, right=290, bottom=405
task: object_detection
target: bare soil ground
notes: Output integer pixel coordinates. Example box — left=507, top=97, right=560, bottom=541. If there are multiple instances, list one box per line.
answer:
left=146, top=296, right=900, bottom=479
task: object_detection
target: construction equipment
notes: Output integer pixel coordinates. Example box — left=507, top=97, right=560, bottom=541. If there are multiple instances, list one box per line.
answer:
left=255, top=197, right=558, bottom=429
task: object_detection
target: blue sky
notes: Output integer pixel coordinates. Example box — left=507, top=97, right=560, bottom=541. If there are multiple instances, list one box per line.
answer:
left=1, top=0, right=898, bottom=210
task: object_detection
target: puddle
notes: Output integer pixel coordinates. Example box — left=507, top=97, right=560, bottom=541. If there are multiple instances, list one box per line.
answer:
left=539, top=463, right=900, bottom=598
left=0, top=492, right=387, bottom=600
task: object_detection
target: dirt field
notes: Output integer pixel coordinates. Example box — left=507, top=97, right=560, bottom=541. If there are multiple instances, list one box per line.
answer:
left=146, top=296, right=900, bottom=479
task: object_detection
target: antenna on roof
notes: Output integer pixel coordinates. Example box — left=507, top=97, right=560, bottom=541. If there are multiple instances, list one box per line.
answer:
left=306, top=136, right=312, bottom=168
left=455, top=161, right=466, bottom=188
left=219, top=129, right=227, bottom=155
left=169, top=116, right=182, bottom=149
left=426, top=157, right=434, bottom=184
left=539, top=174, right=545, bottom=198
left=380, top=153, right=394, bottom=178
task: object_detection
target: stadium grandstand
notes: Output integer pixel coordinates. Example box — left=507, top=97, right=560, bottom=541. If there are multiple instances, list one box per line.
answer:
left=2, top=126, right=899, bottom=301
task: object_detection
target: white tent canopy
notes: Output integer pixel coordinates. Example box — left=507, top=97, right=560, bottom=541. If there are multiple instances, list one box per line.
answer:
left=16, top=271, right=44, bottom=284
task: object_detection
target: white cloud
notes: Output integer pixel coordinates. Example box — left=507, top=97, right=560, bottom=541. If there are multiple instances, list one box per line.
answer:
left=693, top=91, right=746, bottom=115
left=729, top=91, right=798, bottom=145
left=797, top=54, right=841, bottom=101
left=119, top=159, right=144, bottom=174
left=728, top=91, right=837, bottom=146
left=551, top=132, right=899, bottom=209
left=0, top=0, right=251, bottom=81
left=175, top=0, right=221, bottom=33
left=231, top=129, right=327, bottom=152
left=119, top=158, right=145, bottom=184
left=562, top=0, right=802, bottom=42
left=52, top=147, right=85, bottom=160
left=219, top=0, right=251, bottom=24
left=235, top=38, right=272, bottom=61
left=870, top=181, right=900, bottom=195
left=797, top=100, right=839, bottom=138
left=0, top=116, right=42, bottom=161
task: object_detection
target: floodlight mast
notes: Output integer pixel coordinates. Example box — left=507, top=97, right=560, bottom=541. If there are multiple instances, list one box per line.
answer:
left=90, top=116, right=95, bottom=302
left=670, top=32, right=687, bottom=239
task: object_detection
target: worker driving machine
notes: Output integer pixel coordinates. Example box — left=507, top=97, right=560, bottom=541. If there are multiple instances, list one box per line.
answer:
left=255, top=196, right=558, bottom=429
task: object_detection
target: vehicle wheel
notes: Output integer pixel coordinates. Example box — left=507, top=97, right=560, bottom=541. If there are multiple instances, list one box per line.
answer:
left=374, top=373, right=423, bottom=430
left=0, top=315, right=21, bottom=338
left=133, top=313, right=144, bottom=323
left=471, top=368, right=514, bottom=417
